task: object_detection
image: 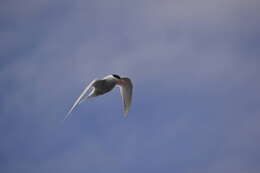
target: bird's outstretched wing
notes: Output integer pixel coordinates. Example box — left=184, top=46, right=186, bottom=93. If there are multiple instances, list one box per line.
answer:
left=64, top=80, right=97, bottom=121
left=118, top=78, right=133, bottom=116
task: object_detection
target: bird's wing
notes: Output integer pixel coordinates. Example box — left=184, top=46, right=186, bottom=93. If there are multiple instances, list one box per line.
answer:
left=118, top=78, right=133, bottom=116
left=64, top=79, right=97, bottom=121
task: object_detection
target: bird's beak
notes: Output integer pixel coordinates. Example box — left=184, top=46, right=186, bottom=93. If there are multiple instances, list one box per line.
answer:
left=117, top=79, right=124, bottom=84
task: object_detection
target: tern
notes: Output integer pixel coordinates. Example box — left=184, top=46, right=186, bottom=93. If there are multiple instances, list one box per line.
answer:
left=64, top=74, right=133, bottom=120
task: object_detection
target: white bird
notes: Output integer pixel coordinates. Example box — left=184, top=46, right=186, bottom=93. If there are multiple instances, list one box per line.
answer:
left=64, top=74, right=133, bottom=120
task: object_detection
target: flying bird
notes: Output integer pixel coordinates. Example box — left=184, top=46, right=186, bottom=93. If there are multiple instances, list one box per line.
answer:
left=64, top=74, right=133, bottom=120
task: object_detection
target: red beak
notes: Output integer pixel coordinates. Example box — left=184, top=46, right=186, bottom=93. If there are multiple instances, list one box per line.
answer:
left=118, top=79, right=124, bottom=84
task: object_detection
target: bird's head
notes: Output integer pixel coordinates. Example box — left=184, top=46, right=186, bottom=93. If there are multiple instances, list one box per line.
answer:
left=112, top=74, right=125, bottom=84
left=112, top=74, right=121, bottom=79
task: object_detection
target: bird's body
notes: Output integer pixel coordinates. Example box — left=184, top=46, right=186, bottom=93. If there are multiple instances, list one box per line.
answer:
left=64, top=74, right=133, bottom=120
left=91, top=77, right=117, bottom=96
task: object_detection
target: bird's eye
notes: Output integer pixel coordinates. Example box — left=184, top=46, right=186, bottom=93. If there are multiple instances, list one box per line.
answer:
left=112, top=74, right=121, bottom=79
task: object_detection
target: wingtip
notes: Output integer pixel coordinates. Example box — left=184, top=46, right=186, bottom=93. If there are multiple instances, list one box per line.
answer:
left=123, top=110, right=129, bottom=117
left=63, top=110, right=72, bottom=122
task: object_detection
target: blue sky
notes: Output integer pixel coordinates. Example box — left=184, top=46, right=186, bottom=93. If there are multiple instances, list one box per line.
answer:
left=0, top=0, right=260, bottom=172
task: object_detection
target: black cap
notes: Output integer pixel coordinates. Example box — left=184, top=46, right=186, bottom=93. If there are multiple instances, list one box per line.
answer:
left=112, top=74, right=121, bottom=79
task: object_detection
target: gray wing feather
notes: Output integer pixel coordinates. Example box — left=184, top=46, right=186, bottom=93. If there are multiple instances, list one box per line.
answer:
left=118, top=78, right=133, bottom=116
left=64, top=80, right=97, bottom=121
